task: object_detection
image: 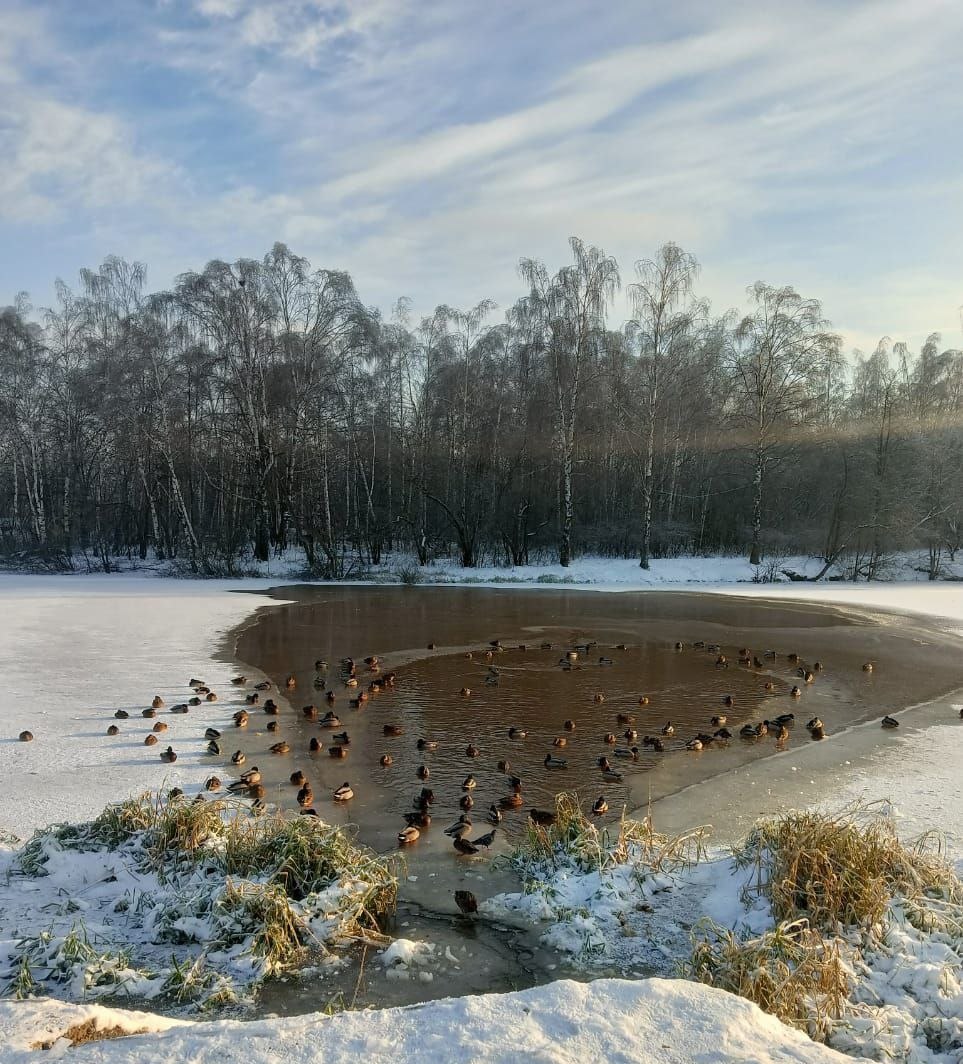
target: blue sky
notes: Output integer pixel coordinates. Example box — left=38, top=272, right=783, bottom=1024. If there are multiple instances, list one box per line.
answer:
left=2, top=0, right=962, bottom=352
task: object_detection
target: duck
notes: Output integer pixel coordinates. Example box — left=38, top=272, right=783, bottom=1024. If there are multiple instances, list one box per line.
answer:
left=205, top=692, right=218, bottom=702
left=593, top=692, right=606, bottom=704
left=722, top=695, right=734, bottom=707
left=454, top=837, right=479, bottom=856
left=465, top=743, right=480, bottom=757
left=206, top=740, right=221, bottom=755
left=755, top=721, right=769, bottom=737
left=417, top=738, right=438, bottom=751
left=322, top=715, right=343, bottom=728
left=715, top=656, right=728, bottom=668
left=333, top=782, right=354, bottom=801
left=114, top=710, right=129, bottom=719
left=189, top=678, right=205, bottom=688
left=270, top=741, right=290, bottom=754
left=674, top=641, right=684, bottom=651
left=301, top=704, right=317, bottom=720
left=300, top=808, right=318, bottom=818
left=881, top=715, right=899, bottom=729
left=205, top=729, right=222, bottom=742
left=564, top=719, right=576, bottom=731
left=309, top=737, right=323, bottom=752
left=774, top=723, right=790, bottom=741
left=790, top=686, right=802, bottom=699
left=616, top=713, right=636, bottom=725
left=188, top=697, right=202, bottom=707
left=739, top=724, right=757, bottom=738
left=624, top=728, right=639, bottom=741
left=599, top=657, right=614, bottom=667
left=419, top=787, right=435, bottom=805
left=233, top=710, right=249, bottom=727
left=445, top=814, right=473, bottom=837
left=614, top=746, right=639, bottom=760
left=152, top=696, right=165, bottom=709
left=603, top=733, right=617, bottom=744
left=454, top=889, right=478, bottom=914
left=285, top=675, right=297, bottom=689
left=650, top=737, right=666, bottom=753
left=499, top=792, right=524, bottom=809
left=398, top=826, right=420, bottom=845
left=544, top=754, right=568, bottom=769
left=152, top=721, right=168, bottom=733
left=508, top=727, right=526, bottom=740
left=592, top=796, right=609, bottom=816
left=462, top=775, right=477, bottom=790
left=170, top=703, right=189, bottom=714
left=753, top=656, right=764, bottom=669
left=806, top=717, right=824, bottom=732
left=290, top=770, right=307, bottom=786
left=810, top=724, right=826, bottom=741
left=460, top=793, right=475, bottom=811
left=404, top=810, right=431, bottom=828
left=714, top=728, right=732, bottom=740
left=19, top=730, right=34, bottom=742
left=231, top=750, right=245, bottom=765
left=862, top=662, right=874, bottom=673
left=240, top=767, right=261, bottom=784
left=417, top=764, right=430, bottom=780
left=497, top=759, right=511, bottom=773
left=598, top=755, right=612, bottom=770
left=472, top=828, right=496, bottom=848
left=205, top=776, right=221, bottom=791
left=332, top=731, right=351, bottom=745
left=266, top=720, right=280, bottom=733
left=685, top=738, right=703, bottom=751
left=711, top=715, right=727, bottom=727
left=638, top=695, right=650, bottom=706
left=107, top=724, right=120, bottom=736
left=529, top=808, right=556, bottom=828
left=379, top=753, right=392, bottom=766
left=487, top=804, right=503, bottom=825
left=160, top=746, right=177, bottom=763
left=383, top=724, right=403, bottom=737
left=661, top=722, right=674, bottom=736
left=297, top=785, right=314, bottom=807
left=553, top=737, right=567, bottom=747
left=144, top=734, right=159, bottom=746
left=774, top=713, right=795, bottom=726
left=326, top=691, right=337, bottom=704
left=601, top=767, right=624, bottom=781
left=329, top=745, right=348, bottom=758
left=254, top=680, right=271, bottom=691
left=142, top=708, right=157, bottom=719
left=787, top=653, right=800, bottom=664
left=813, top=661, right=823, bottom=671
left=460, top=687, right=471, bottom=697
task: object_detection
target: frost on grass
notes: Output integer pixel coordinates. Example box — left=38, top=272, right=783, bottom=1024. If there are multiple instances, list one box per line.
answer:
left=0, top=792, right=399, bottom=1011
left=487, top=796, right=963, bottom=1064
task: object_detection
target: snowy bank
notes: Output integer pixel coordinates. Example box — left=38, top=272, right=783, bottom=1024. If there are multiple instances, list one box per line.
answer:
left=0, top=977, right=850, bottom=1063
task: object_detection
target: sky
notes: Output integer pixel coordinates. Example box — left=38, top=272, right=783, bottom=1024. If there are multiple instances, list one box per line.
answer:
left=1, top=0, right=962, bottom=353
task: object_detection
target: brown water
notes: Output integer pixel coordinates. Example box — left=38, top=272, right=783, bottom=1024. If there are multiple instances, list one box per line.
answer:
left=216, top=585, right=963, bottom=1014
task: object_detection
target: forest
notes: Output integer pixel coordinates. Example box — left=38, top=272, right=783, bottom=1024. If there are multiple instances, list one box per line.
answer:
left=1, top=237, right=961, bottom=579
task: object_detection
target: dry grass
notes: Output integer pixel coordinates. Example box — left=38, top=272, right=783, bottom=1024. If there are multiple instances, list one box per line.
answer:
left=518, top=791, right=707, bottom=874
left=734, top=802, right=962, bottom=931
left=688, top=918, right=851, bottom=1041
left=32, top=1020, right=150, bottom=1049
left=219, top=880, right=310, bottom=969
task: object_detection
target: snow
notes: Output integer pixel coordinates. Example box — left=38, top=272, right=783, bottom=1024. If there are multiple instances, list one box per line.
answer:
left=0, top=575, right=294, bottom=841
left=0, top=977, right=851, bottom=1063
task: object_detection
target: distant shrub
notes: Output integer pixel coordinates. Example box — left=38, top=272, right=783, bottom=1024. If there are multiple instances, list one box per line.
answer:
left=395, top=563, right=424, bottom=585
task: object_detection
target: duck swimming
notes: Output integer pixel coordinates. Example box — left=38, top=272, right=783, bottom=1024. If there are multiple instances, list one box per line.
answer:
left=417, top=738, right=438, bottom=751
left=592, top=796, right=609, bottom=816
left=487, top=804, right=503, bottom=825
left=661, top=722, right=674, bottom=736
left=544, top=753, right=568, bottom=769
left=379, top=753, right=392, bottom=766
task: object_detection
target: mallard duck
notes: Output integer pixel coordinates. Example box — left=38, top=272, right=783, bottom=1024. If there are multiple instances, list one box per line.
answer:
left=383, top=724, right=402, bottom=737
left=290, top=769, right=306, bottom=786
left=462, top=775, right=477, bottom=790
left=806, top=717, right=824, bottom=732
left=160, top=746, right=177, bottom=763
left=454, top=837, right=479, bottom=855
left=333, top=782, right=353, bottom=801
left=674, top=641, right=684, bottom=651
left=233, top=710, right=249, bottom=727
left=189, top=677, right=205, bottom=687
left=764, top=681, right=776, bottom=691
left=790, top=686, right=802, bottom=699
left=601, top=767, right=624, bottom=781
left=114, top=710, right=129, bottom=719
left=508, top=727, right=526, bottom=739
left=624, top=728, right=638, bottom=741
left=206, top=740, right=221, bottom=755
left=465, top=743, right=480, bottom=757
left=152, top=696, right=164, bottom=709
left=755, top=721, right=769, bottom=737
left=499, top=792, right=524, bottom=809
left=152, top=721, right=168, bottom=733
left=711, top=715, right=727, bottom=727
left=231, top=676, right=247, bottom=686
left=419, top=787, right=435, bottom=805
left=715, top=655, right=728, bottom=668
left=603, top=732, right=617, bottom=744
left=553, top=736, right=567, bottom=747
left=297, top=785, right=314, bottom=807
left=231, top=750, right=245, bottom=765
left=240, top=768, right=261, bottom=785
left=326, top=691, right=337, bottom=704
left=661, top=722, right=674, bottom=736
left=266, top=720, right=280, bottom=733
left=774, top=723, right=790, bottom=741
left=813, top=661, right=823, bottom=671
left=862, top=663, right=874, bottom=673
left=285, top=675, right=297, bottom=689
left=379, top=753, right=392, bottom=766
left=881, top=715, right=899, bottom=729
left=18, top=730, right=34, bottom=742
left=417, top=764, right=430, bottom=780
left=753, top=656, right=764, bottom=669
left=810, top=724, right=825, bottom=741
left=301, top=704, right=317, bottom=720
left=597, top=755, right=612, bottom=770
left=460, top=687, right=471, bottom=697
left=787, top=653, right=800, bottom=664
left=564, top=719, right=576, bottom=731
left=723, top=695, right=734, bottom=707
left=142, top=708, right=157, bottom=719
left=497, top=759, right=511, bottom=773
left=309, top=737, right=323, bottom=752
left=188, top=697, right=202, bottom=707
left=300, top=807, right=319, bottom=817
left=344, top=677, right=359, bottom=689
left=529, top=808, right=556, bottom=827
left=617, top=713, right=636, bottom=725
left=651, top=737, right=666, bottom=753
left=107, top=724, right=120, bottom=736
left=592, top=796, right=609, bottom=816
left=404, top=809, right=431, bottom=828
left=417, top=738, right=438, bottom=751
left=332, top=731, right=350, bottom=745
left=321, top=714, right=342, bottom=729
left=714, top=728, right=732, bottom=740
left=445, top=814, right=473, bottom=837
left=205, top=692, right=217, bottom=703
left=487, top=804, right=503, bottom=825
left=685, top=738, right=703, bottom=751
left=254, top=680, right=271, bottom=691
left=205, top=776, right=221, bottom=791
left=329, top=745, right=348, bottom=758
left=454, top=889, right=478, bottom=914
left=739, top=724, right=756, bottom=738
left=638, top=695, right=650, bottom=706
left=544, top=753, right=568, bottom=769
left=460, top=793, right=474, bottom=811
left=472, top=828, right=496, bottom=848
left=144, top=733, right=159, bottom=746
left=774, top=713, right=795, bottom=726
left=693, top=641, right=706, bottom=649
left=170, top=703, right=189, bottom=714
left=614, top=746, right=639, bottom=760
left=398, top=825, right=420, bottom=845
left=270, top=741, right=290, bottom=754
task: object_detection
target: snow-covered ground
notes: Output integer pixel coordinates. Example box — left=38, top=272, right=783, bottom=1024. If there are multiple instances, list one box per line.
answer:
left=0, top=977, right=850, bottom=1063
left=0, top=575, right=294, bottom=841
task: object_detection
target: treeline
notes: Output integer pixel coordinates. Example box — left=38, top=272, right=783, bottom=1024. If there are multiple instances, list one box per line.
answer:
left=1, top=238, right=961, bottom=578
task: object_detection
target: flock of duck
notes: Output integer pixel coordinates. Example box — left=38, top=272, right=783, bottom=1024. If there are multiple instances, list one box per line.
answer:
left=16, top=639, right=927, bottom=860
